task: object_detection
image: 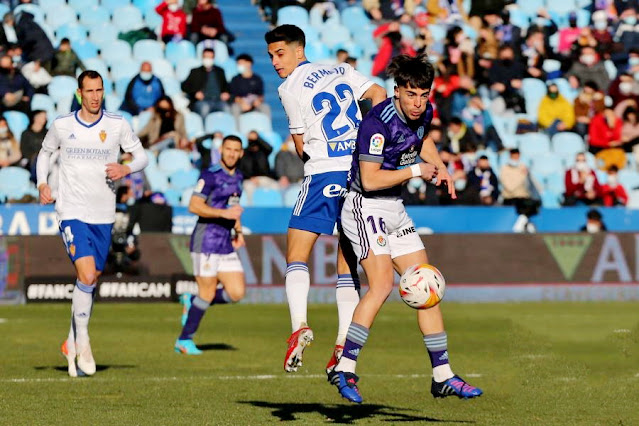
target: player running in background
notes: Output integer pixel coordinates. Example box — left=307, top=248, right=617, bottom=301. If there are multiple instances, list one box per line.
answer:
left=37, top=70, right=148, bottom=377
left=330, top=55, right=483, bottom=403
left=265, top=25, right=387, bottom=373
left=175, top=135, right=246, bottom=355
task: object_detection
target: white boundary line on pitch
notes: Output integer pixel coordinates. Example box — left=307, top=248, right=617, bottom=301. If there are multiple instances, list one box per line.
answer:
left=0, top=318, right=7, bottom=323
left=1, top=372, right=482, bottom=384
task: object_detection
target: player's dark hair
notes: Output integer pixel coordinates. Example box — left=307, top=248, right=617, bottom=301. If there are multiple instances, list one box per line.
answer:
left=78, top=70, right=103, bottom=89
left=387, top=54, right=435, bottom=90
left=223, top=135, right=243, bottom=146
left=264, top=24, right=306, bottom=47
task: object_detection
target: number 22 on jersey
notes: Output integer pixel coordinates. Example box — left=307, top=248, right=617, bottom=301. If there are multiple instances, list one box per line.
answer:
left=311, top=83, right=361, bottom=141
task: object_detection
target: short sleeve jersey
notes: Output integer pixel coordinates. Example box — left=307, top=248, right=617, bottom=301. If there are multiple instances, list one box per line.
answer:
left=190, top=165, right=243, bottom=254
left=278, top=61, right=374, bottom=176
left=40, top=111, right=143, bottom=224
left=349, top=98, right=434, bottom=199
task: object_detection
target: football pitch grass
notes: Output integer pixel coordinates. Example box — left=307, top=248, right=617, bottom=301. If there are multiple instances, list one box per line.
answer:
left=1, top=302, right=638, bottom=425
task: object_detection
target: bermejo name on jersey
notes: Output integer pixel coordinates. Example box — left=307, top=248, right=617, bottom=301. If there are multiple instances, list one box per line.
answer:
left=41, top=111, right=142, bottom=224
left=278, top=62, right=374, bottom=176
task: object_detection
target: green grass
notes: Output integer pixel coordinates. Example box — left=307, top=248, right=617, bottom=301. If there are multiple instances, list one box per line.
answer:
left=1, top=302, right=638, bottom=425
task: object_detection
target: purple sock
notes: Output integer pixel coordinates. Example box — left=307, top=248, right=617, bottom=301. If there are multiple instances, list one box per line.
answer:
left=423, top=332, right=449, bottom=368
left=210, top=287, right=231, bottom=305
left=179, top=296, right=209, bottom=340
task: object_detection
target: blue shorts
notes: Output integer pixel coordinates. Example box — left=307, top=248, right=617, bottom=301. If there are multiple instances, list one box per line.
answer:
left=59, top=220, right=113, bottom=272
left=289, top=171, right=347, bottom=235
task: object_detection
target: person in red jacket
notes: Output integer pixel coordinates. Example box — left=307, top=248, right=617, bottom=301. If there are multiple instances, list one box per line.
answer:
left=563, top=152, right=602, bottom=206
left=601, top=165, right=629, bottom=206
left=190, top=0, right=233, bottom=47
left=371, top=21, right=416, bottom=79
left=588, top=106, right=623, bottom=154
left=156, top=0, right=187, bottom=43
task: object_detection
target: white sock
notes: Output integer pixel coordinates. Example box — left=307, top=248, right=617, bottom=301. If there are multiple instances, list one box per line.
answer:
left=433, top=364, right=455, bottom=382
left=335, top=275, right=360, bottom=345
left=336, top=357, right=357, bottom=374
left=72, top=280, right=95, bottom=347
left=285, top=262, right=310, bottom=332
left=67, top=313, right=75, bottom=347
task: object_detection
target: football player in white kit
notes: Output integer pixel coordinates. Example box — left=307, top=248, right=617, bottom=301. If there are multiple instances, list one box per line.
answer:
left=36, top=71, right=148, bottom=377
left=265, top=25, right=387, bottom=374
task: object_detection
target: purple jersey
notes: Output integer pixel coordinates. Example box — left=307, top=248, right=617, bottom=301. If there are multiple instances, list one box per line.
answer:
left=190, top=165, right=243, bottom=254
left=349, top=97, right=434, bottom=198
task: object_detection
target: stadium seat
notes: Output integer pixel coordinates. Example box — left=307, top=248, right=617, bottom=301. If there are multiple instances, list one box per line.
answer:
left=239, top=112, right=272, bottom=134
left=618, top=169, right=639, bottom=190
left=551, top=78, right=578, bottom=102
left=31, top=94, right=57, bottom=120
left=488, top=112, right=517, bottom=141
left=80, top=6, right=111, bottom=27
left=101, top=40, right=133, bottom=66
left=110, top=59, right=142, bottom=81
left=101, top=0, right=133, bottom=13
left=169, top=169, right=200, bottom=191
left=72, top=40, right=99, bottom=61
left=89, top=23, right=119, bottom=47
left=304, top=41, right=331, bottom=63
left=82, top=58, right=109, bottom=79
left=340, top=7, right=370, bottom=34
left=546, top=0, right=576, bottom=14
left=133, top=39, right=164, bottom=62
left=302, top=26, right=320, bottom=43
left=551, top=132, right=585, bottom=156
left=135, top=111, right=153, bottom=133
left=158, top=149, right=192, bottom=174
left=113, top=6, right=145, bottom=32
left=118, top=110, right=134, bottom=126
left=518, top=133, right=551, bottom=157
left=48, top=76, right=78, bottom=102
left=195, top=40, right=229, bottom=64
left=14, top=4, right=46, bottom=24
left=576, top=9, right=591, bottom=27
left=531, top=153, right=564, bottom=178
left=105, top=93, right=123, bottom=112
left=277, top=6, right=309, bottom=26
left=38, top=0, right=66, bottom=13
left=283, top=184, right=301, bottom=207
left=4, top=111, right=29, bottom=140
left=133, top=0, right=160, bottom=10
left=310, top=6, right=340, bottom=28
left=46, top=5, right=77, bottom=30
left=334, top=41, right=364, bottom=60
left=356, top=59, right=373, bottom=77
left=205, top=111, right=237, bottom=135
left=545, top=171, right=565, bottom=193
left=150, top=58, right=175, bottom=79
left=542, top=59, right=562, bottom=79
left=522, top=78, right=547, bottom=122
left=144, top=148, right=157, bottom=167
left=0, top=4, right=9, bottom=19
left=0, top=167, right=32, bottom=202
left=508, top=8, right=529, bottom=29
left=165, top=41, right=196, bottom=66
left=219, top=60, right=238, bottom=82
left=69, top=0, right=99, bottom=8
left=541, top=190, right=562, bottom=208
left=160, top=77, right=181, bottom=97
left=180, top=187, right=194, bottom=206
left=517, top=0, right=544, bottom=16
left=176, top=58, right=201, bottom=82
left=163, top=188, right=182, bottom=206
left=185, top=111, right=204, bottom=139
left=320, top=25, right=351, bottom=49
left=56, top=24, right=89, bottom=44
left=145, top=168, right=169, bottom=192
left=252, top=188, right=283, bottom=207
left=143, top=6, right=163, bottom=28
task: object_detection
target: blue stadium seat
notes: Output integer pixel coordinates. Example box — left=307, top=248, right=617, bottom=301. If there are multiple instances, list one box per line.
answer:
left=133, top=39, right=164, bottom=62
left=604, top=60, right=617, bottom=80
left=551, top=132, right=585, bottom=156
left=340, top=7, right=369, bottom=34
left=163, top=188, right=182, bottom=206
left=180, top=187, right=194, bottom=206
left=541, top=190, right=562, bottom=208
left=518, top=133, right=551, bottom=157
left=105, top=93, right=123, bottom=112
left=14, top=4, right=45, bottom=24
left=320, top=25, right=351, bottom=49
left=56, top=24, right=89, bottom=44
left=158, top=149, right=192, bottom=174
left=547, top=0, right=577, bottom=14
left=176, top=58, right=201, bottom=81
left=576, top=9, right=591, bottom=28
left=39, top=0, right=66, bottom=13
left=143, top=6, right=163, bottom=28
left=165, top=41, right=196, bottom=66
left=101, top=40, right=133, bottom=65
left=356, top=59, right=373, bottom=77
left=219, top=60, right=238, bottom=82
left=304, top=41, right=331, bottom=63
left=0, top=4, right=9, bottom=18
left=333, top=41, right=364, bottom=60
left=0, top=167, right=32, bottom=202
left=113, top=6, right=145, bottom=32
left=136, top=111, right=153, bottom=133
left=4, top=111, right=29, bottom=140
left=283, top=184, right=301, bottom=207
left=239, top=112, right=272, bottom=134
left=150, top=58, right=175, bottom=79
left=205, top=111, right=237, bottom=134
left=310, top=7, right=340, bottom=28
left=277, top=6, right=309, bottom=26
left=488, top=113, right=518, bottom=142
left=545, top=171, right=565, bottom=193
left=303, top=26, right=320, bottom=43
left=31, top=94, right=57, bottom=119
left=252, top=188, right=283, bottom=207
left=522, top=78, right=547, bottom=123
left=428, top=24, right=447, bottom=42
left=72, top=40, right=99, bottom=60
left=542, top=59, right=562, bottom=79
left=517, top=0, right=544, bottom=16
left=46, top=5, right=77, bottom=30
left=118, top=110, right=134, bottom=126
left=160, top=77, right=181, bottom=97
left=101, top=0, right=133, bottom=13
left=508, top=8, right=529, bottom=28
left=82, top=58, right=109, bottom=79
left=48, top=76, right=78, bottom=102
left=133, top=0, right=160, bottom=9
left=185, top=111, right=204, bottom=139
left=531, top=153, right=563, bottom=178
left=80, top=6, right=111, bottom=27
left=618, top=169, right=639, bottom=190
left=110, top=59, right=142, bottom=81
left=89, top=23, right=119, bottom=47
left=551, top=78, right=578, bottom=102
left=69, top=0, right=99, bottom=8
left=169, top=168, right=200, bottom=191
left=145, top=168, right=169, bottom=192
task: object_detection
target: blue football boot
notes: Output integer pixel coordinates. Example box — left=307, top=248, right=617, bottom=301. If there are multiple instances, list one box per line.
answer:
left=328, top=370, right=363, bottom=403
left=431, top=375, right=483, bottom=399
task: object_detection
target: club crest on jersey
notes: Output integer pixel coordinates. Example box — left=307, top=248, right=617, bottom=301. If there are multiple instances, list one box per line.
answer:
left=369, top=133, right=384, bottom=155
left=69, top=244, right=76, bottom=257
left=417, top=126, right=425, bottom=139
left=99, top=130, right=107, bottom=142
left=376, top=235, right=387, bottom=247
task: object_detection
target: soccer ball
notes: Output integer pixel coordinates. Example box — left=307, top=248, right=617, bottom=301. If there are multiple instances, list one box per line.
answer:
left=398, top=264, right=446, bottom=309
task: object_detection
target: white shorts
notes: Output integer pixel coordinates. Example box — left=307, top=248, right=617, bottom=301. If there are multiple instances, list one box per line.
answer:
left=341, top=191, right=425, bottom=261
left=190, top=252, right=243, bottom=277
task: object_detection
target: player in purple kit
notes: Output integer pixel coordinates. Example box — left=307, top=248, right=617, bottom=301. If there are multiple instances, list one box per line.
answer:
left=175, top=135, right=246, bottom=355
left=330, top=55, right=483, bottom=402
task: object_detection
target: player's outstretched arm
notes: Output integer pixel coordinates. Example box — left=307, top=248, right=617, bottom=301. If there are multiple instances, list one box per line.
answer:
left=360, top=161, right=437, bottom=192
left=189, top=196, right=243, bottom=220
left=361, top=83, right=387, bottom=107
left=419, top=136, right=456, bottom=199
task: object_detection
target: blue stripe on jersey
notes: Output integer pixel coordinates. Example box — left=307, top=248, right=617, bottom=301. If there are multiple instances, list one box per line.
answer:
left=379, top=103, right=394, bottom=121
left=381, top=108, right=396, bottom=123
left=74, top=110, right=104, bottom=128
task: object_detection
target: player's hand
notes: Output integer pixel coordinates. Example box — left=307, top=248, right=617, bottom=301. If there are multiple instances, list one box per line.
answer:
left=105, top=163, right=131, bottom=181
left=436, top=168, right=457, bottom=199
left=232, top=233, right=245, bottom=249
left=223, top=205, right=243, bottom=221
left=419, top=162, right=438, bottom=181
left=38, top=183, right=54, bottom=204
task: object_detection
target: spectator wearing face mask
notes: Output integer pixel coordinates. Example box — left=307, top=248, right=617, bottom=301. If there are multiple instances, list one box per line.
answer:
left=601, top=165, right=629, bottom=206
left=564, top=152, right=602, bottom=206
left=574, top=80, right=606, bottom=137
left=625, top=48, right=639, bottom=74
left=460, top=95, right=503, bottom=151
left=538, top=83, right=575, bottom=136
left=589, top=106, right=623, bottom=154
left=0, top=54, right=33, bottom=114
left=614, top=7, right=639, bottom=51
left=608, top=72, right=639, bottom=106
left=229, top=54, right=270, bottom=121
left=120, top=62, right=165, bottom=116
left=591, top=10, right=614, bottom=57
left=558, top=12, right=582, bottom=54
left=580, top=208, right=607, bottom=233
left=0, top=116, right=20, bottom=168
left=181, top=48, right=230, bottom=118
left=463, top=155, right=499, bottom=205
left=274, top=136, right=304, bottom=189
left=156, top=0, right=187, bottom=43
left=566, top=46, right=610, bottom=92
left=138, top=95, right=188, bottom=152
left=446, top=117, right=478, bottom=154
left=500, top=148, right=535, bottom=206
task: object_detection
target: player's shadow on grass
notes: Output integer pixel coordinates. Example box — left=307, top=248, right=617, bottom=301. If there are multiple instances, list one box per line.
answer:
left=239, top=401, right=474, bottom=424
left=34, top=365, right=136, bottom=373
left=197, top=343, right=237, bottom=351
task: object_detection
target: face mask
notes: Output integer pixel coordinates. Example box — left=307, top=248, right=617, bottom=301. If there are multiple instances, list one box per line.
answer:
left=625, top=16, right=637, bottom=25
left=0, top=127, right=7, bottom=136
left=467, top=107, right=480, bottom=115
left=536, top=18, right=547, bottom=27
left=586, top=222, right=601, bottom=233
left=139, top=71, right=152, bottom=81
left=581, top=54, right=596, bottom=65
left=12, top=55, right=20, bottom=63
left=454, top=179, right=467, bottom=191
left=575, top=160, right=588, bottom=172
left=629, top=57, right=639, bottom=67
left=212, top=137, right=223, bottom=149
left=608, top=175, right=618, bottom=186
left=168, top=3, right=179, bottom=12
left=594, top=20, right=607, bottom=30
left=620, top=81, right=633, bottom=94
left=548, top=92, right=559, bottom=99
left=508, top=159, right=520, bottom=167
left=202, top=58, right=214, bottom=68
left=126, top=197, right=136, bottom=206
left=237, top=64, right=247, bottom=75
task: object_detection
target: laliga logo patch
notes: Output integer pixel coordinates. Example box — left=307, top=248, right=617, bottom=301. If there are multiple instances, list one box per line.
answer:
left=369, top=133, right=385, bottom=155
left=99, top=130, right=107, bottom=143
left=417, top=126, right=424, bottom=139
left=195, top=179, right=205, bottom=193
left=376, top=235, right=387, bottom=247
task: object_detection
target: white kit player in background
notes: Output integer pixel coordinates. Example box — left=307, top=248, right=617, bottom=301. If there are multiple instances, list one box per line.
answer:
left=36, top=70, right=148, bottom=377
left=265, top=25, right=387, bottom=374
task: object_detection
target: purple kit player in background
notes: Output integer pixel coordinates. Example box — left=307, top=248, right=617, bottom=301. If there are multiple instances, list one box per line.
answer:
left=175, top=135, right=246, bottom=355
left=331, top=54, right=483, bottom=403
